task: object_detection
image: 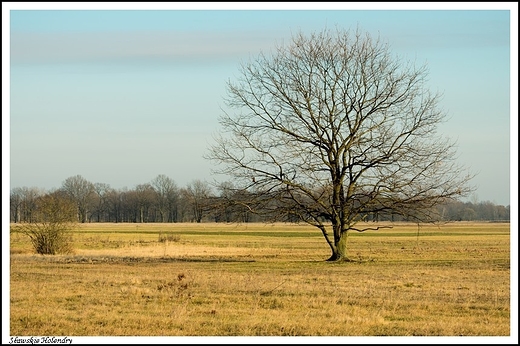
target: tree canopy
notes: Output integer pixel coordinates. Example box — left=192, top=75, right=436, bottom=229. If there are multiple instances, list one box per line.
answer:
left=207, top=27, right=475, bottom=261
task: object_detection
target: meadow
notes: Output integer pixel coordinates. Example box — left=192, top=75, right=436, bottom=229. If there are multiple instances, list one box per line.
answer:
left=9, top=222, right=511, bottom=338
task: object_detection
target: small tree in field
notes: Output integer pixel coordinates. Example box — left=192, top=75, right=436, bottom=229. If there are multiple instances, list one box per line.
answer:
left=207, top=28, right=475, bottom=261
left=11, top=191, right=78, bottom=255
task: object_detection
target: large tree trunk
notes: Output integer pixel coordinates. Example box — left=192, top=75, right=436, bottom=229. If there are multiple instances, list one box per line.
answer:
left=326, top=230, right=350, bottom=261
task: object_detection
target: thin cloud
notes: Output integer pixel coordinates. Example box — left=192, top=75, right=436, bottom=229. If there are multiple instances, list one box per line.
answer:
left=11, top=30, right=279, bottom=64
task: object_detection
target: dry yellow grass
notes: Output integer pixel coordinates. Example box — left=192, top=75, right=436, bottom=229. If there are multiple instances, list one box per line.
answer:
left=8, top=222, right=512, bottom=340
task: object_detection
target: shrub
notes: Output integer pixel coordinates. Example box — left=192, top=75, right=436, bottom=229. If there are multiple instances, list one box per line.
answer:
left=11, top=191, right=78, bottom=255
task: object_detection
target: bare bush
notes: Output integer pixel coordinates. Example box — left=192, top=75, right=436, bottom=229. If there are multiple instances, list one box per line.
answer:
left=11, top=191, right=78, bottom=255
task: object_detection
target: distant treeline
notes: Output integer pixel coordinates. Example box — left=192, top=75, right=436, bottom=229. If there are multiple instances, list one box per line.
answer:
left=10, top=175, right=510, bottom=224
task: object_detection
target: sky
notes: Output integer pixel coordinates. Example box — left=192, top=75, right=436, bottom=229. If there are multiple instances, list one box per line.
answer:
left=2, top=3, right=518, bottom=344
left=3, top=3, right=517, bottom=209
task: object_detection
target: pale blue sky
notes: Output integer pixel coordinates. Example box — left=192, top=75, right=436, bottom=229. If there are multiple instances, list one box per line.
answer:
left=4, top=3, right=517, bottom=208
left=2, top=3, right=518, bottom=344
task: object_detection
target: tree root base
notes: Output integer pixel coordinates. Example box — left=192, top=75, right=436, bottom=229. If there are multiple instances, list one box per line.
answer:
left=326, top=256, right=355, bottom=262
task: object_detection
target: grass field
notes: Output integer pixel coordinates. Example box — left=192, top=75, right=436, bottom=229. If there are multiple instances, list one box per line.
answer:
left=8, top=222, right=512, bottom=340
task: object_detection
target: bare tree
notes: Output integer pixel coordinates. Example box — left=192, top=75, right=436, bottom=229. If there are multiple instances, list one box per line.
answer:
left=214, top=181, right=238, bottom=223
left=10, top=186, right=43, bottom=223
left=133, top=184, right=156, bottom=223
left=151, top=174, right=179, bottom=222
left=207, top=28, right=475, bottom=261
left=107, top=187, right=127, bottom=223
left=10, top=188, right=23, bottom=223
left=91, top=183, right=111, bottom=222
left=213, top=181, right=257, bottom=223
left=62, top=175, right=95, bottom=223
left=182, top=180, right=213, bottom=223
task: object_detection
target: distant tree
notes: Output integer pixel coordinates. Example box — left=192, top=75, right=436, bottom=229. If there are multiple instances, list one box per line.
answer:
left=10, top=187, right=43, bottom=223
left=62, top=175, right=95, bottom=223
left=462, top=207, right=477, bottom=221
left=207, top=27, right=475, bottom=261
left=213, top=181, right=238, bottom=223
left=11, top=190, right=77, bottom=255
left=10, top=188, right=22, bottom=223
left=91, top=183, right=111, bottom=222
left=182, top=180, right=213, bottom=223
left=111, top=187, right=130, bottom=222
left=213, top=181, right=257, bottom=223
left=133, top=184, right=156, bottom=223
left=495, top=204, right=510, bottom=221
left=151, top=174, right=179, bottom=222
